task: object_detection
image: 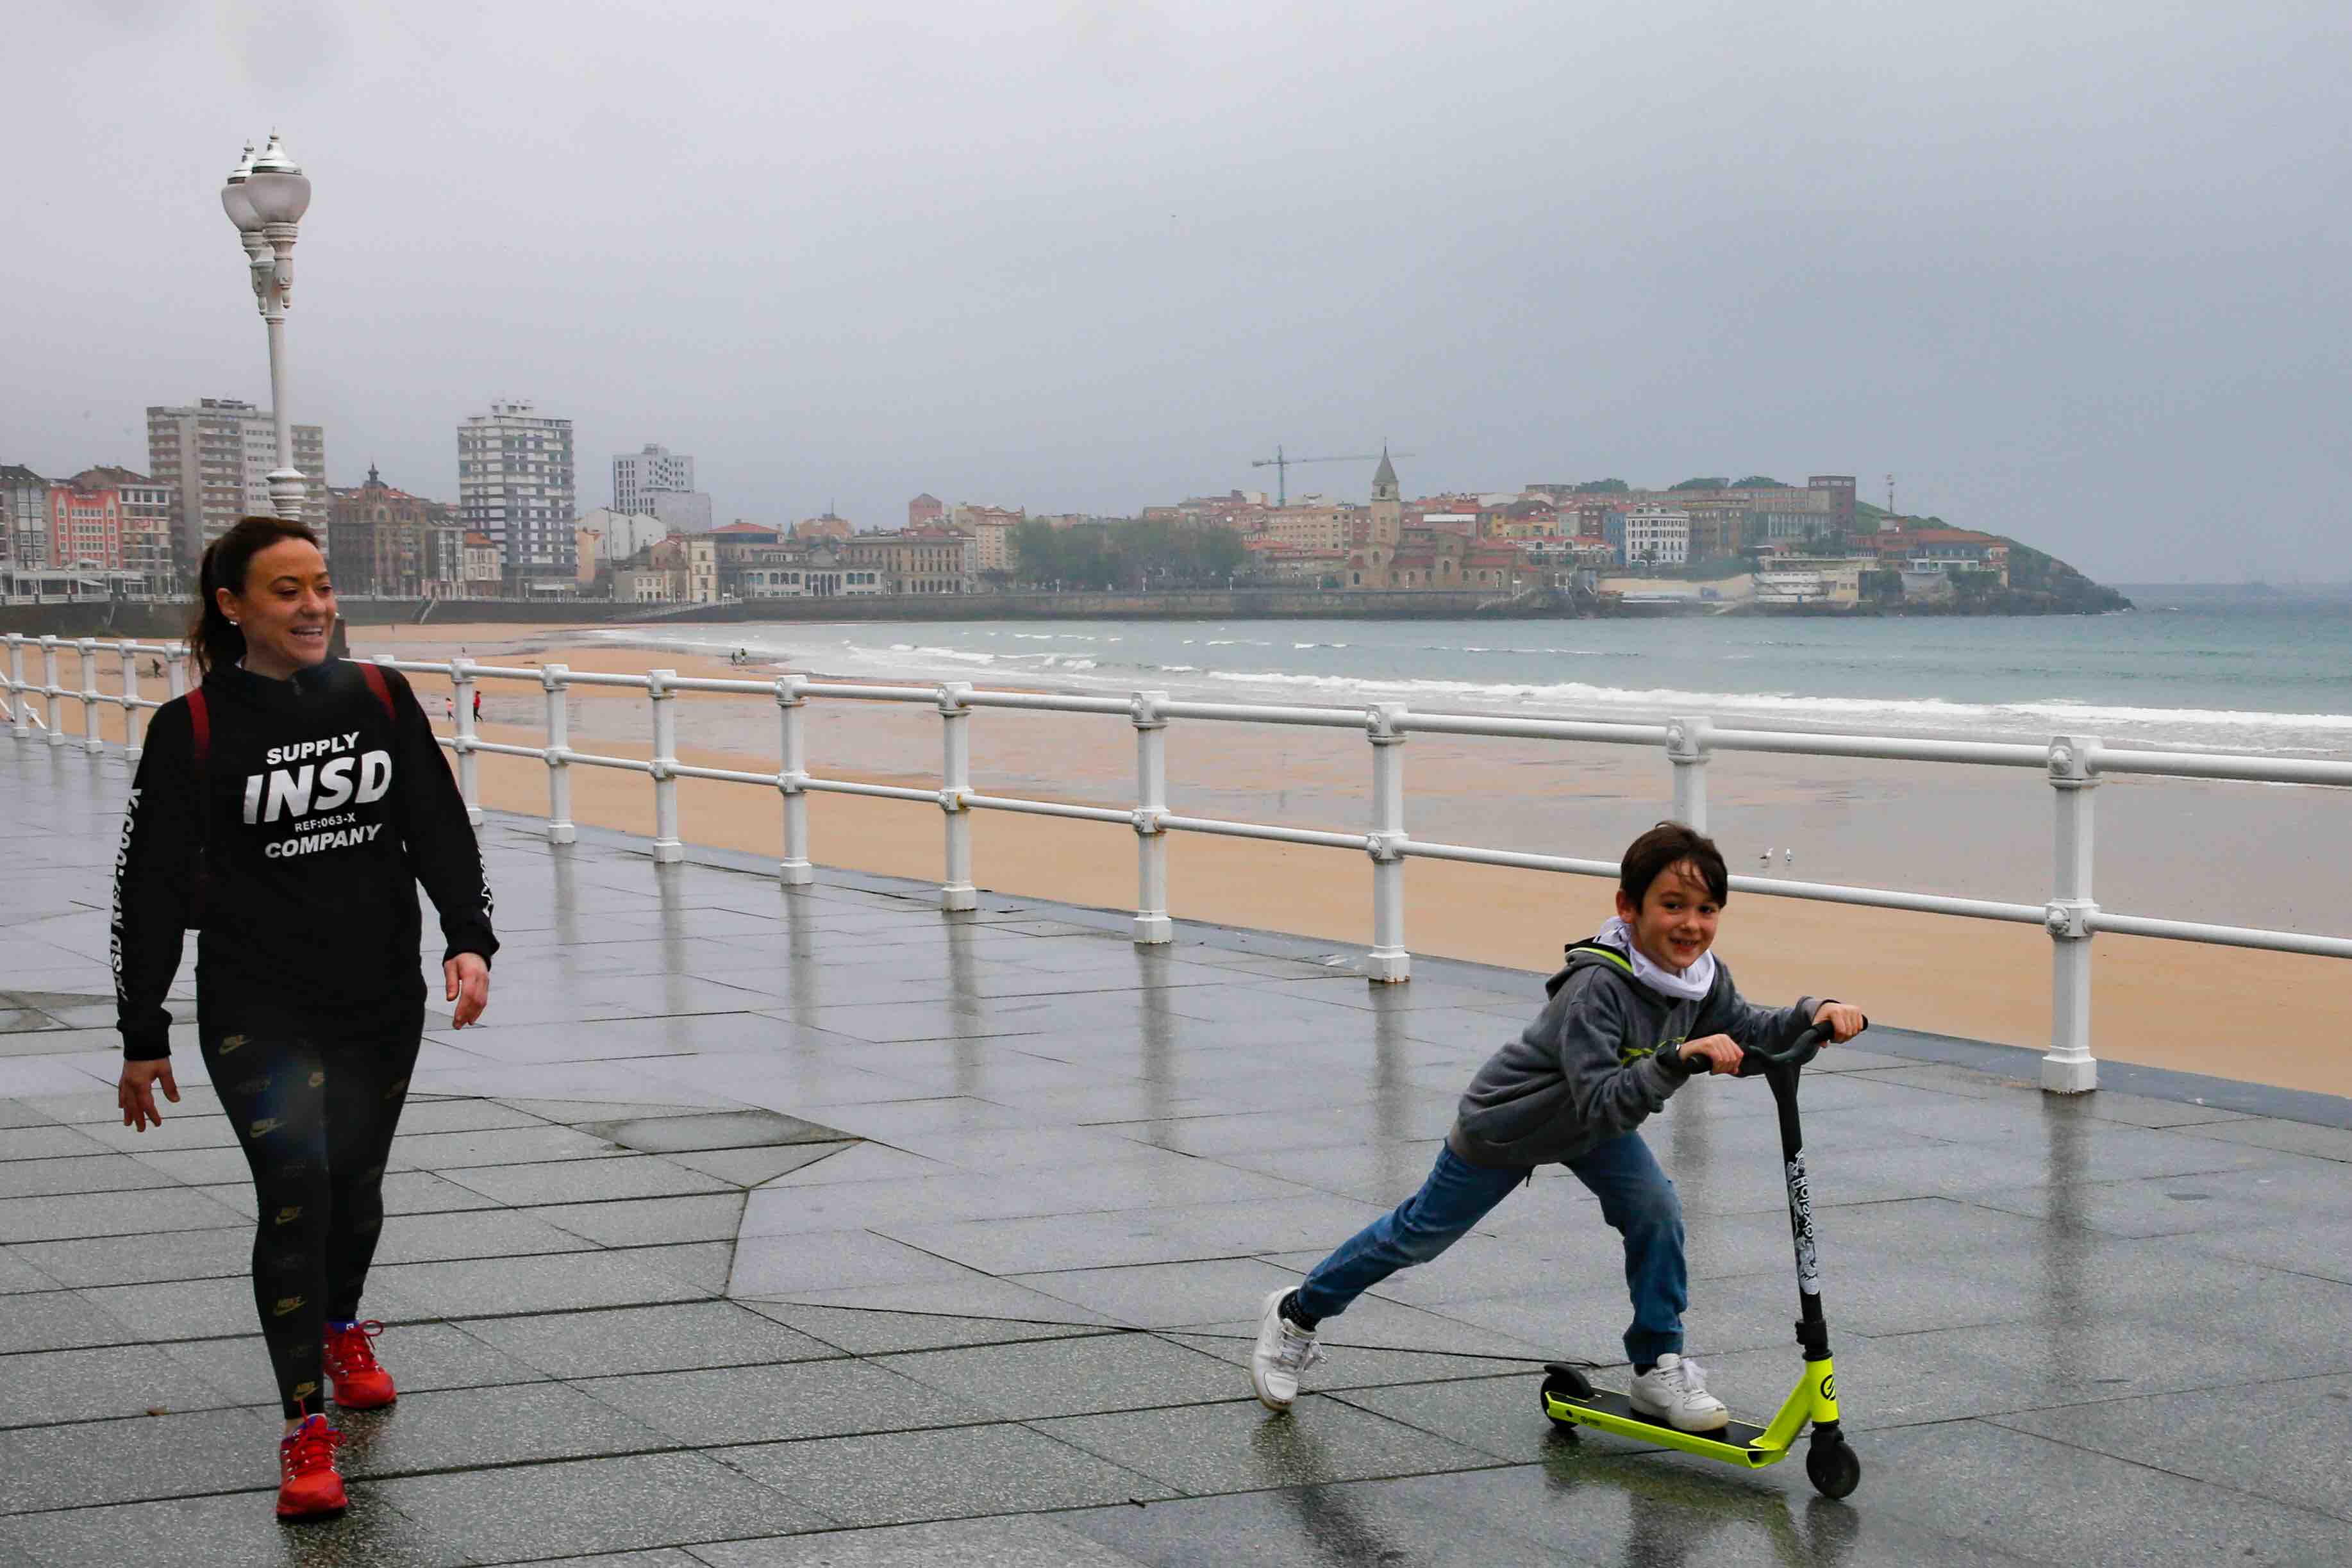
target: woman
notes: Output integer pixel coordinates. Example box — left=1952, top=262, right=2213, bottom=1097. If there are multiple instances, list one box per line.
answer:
left=112, top=516, right=496, bottom=1522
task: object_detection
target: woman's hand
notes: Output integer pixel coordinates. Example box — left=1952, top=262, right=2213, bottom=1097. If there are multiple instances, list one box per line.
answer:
left=1812, top=1002, right=1869, bottom=1043
left=444, top=952, right=492, bottom=1028
left=117, top=1058, right=179, bottom=1131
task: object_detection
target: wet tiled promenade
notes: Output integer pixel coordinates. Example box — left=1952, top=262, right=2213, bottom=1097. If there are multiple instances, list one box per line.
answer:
left=4, top=736, right=2350, bottom=1566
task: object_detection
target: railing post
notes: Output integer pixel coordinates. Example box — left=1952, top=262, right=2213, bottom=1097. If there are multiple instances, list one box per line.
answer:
left=1365, top=703, right=1410, bottom=982
left=774, top=675, right=813, bottom=885
left=450, top=656, right=482, bottom=826
left=648, top=667, right=683, bottom=863
left=165, top=647, right=188, bottom=703
left=541, top=663, right=575, bottom=845
left=118, top=641, right=144, bottom=762
left=1667, top=714, right=1712, bottom=830
left=1131, top=690, right=1172, bottom=944
left=39, top=637, right=63, bottom=747
left=937, top=681, right=977, bottom=911
left=75, top=638, right=103, bottom=753
left=5, top=636, right=28, bottom=738
left=2042, top=734, right=2101, bottom=1094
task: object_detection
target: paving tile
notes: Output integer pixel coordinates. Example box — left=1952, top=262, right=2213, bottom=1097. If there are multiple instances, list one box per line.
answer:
left=1166, top=1333, right=1535, bottom=1397
left=744, top=1301, right=1108, bottom=1356
left=0, top=1288, right=136, bottom=1353
left=0, top=1185, right=246, bottom=1245
left=0, top=1246, right=56, bottom=1293
left=1858, top=1418, right=2352, bottom=1566
left=530, top=1191, right=747, bottom=1247
left=387, top=1123, right=630, bottom=1171
left=440, top=1153, right=733, bottom=1206
left=378, top=1451, right=833, bottom=1562
left=0, top=1405, right=280, bottom=1512
left=0, top=1151, right=183, bottom=1199
left=592, top=1108, right=850, bottom=1154
left=170, top=1321, right=554, bottom=1405
left=1008, top=1257, right=1326, bottom=1330
left=394, top=1096, right=552, bottom=1135
left=628, top=1238, right=738, bottom=1293
left=877, top=1333, right=1241, bottom=1422
left=5, top=1222, right=249, bottom=1297
left=463, top=1300, right=839, bottom=1378
left=374, top=1250, right=709, bottom=1317
left=0, top=1486, right=453, bottom=1567
left=367, top=1204, right=605, bottom=1265
left=689, top=1515, right=1155, bottom=1567
left=0, top=1343, right=238, bottom=1428
left=665, top=1144, right=852, bottom=1187
left=1327, top=1369, right=1567, bottom=1461
left=727, top=1229, right=989, bottom=1297
left=2175, top=1116, right=2352, bottom=1162
left=338, top=1379, right=674, bottom=1478
left=713, top=1422, right=1175, bottom=1527
left=1036, top=1394, right=1502, bottom=1494
left=0, top=1123, right=110, bottom=1160
left=1989, top=1372, right=2352, bottom=1522
left=753, top=1275, right=1123, bottom=1326
left=583, top=1358, right=992, bottom=1445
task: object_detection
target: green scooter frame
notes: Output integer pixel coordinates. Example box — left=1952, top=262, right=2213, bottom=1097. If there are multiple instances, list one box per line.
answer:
left=1539, top=1021, right=1864, bottom=1499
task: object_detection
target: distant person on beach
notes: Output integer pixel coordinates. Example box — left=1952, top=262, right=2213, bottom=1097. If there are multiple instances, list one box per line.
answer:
left=1251, top=822, right=1865, bottom=1426
left=110, top=515, right=497, bottom=1522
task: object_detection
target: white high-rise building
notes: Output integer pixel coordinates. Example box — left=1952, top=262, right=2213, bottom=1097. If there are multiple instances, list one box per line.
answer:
left=458, top=401, right=576, bottom=589
left=613, top=444, right=695, bottom=515
left=146, top=399, right=328, bottom=569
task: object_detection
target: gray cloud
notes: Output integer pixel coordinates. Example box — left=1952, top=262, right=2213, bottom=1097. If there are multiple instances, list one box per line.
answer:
left=7, top=1, right=2348, bottom=580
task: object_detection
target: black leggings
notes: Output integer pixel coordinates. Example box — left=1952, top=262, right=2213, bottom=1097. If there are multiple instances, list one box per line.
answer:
left=200, top=1022, right=421, bottom=1419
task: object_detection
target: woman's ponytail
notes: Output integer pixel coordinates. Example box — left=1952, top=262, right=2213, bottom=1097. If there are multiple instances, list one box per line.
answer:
left=188, top=515, right=320, bottom=675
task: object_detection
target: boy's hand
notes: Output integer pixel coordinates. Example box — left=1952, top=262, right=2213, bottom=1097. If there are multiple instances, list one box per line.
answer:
left=1812, top=1002, right=1868, bottom=1043
left=1675, top=1035, right=1744, bottom=1076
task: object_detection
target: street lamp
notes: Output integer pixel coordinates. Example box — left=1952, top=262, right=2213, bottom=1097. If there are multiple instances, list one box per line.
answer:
left=221, top=133, right=313, bottom=521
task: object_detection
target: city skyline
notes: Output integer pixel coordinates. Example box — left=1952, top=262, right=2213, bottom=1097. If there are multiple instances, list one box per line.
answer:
left=7, top=4, right=2348, bottom=583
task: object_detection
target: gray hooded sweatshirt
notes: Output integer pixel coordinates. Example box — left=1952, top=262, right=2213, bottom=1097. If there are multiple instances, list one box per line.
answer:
left=1445, top=939, right=1820, bottom=1170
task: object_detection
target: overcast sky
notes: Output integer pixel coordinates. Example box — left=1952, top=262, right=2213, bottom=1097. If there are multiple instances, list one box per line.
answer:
left=9, top=2, right=2348, bottom=581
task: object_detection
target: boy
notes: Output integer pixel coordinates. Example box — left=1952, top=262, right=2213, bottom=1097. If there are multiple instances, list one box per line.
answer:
left=1252, top=821, right=1866, bottom=1428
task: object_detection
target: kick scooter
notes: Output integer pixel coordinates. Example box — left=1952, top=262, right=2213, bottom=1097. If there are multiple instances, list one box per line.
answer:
left=1539, top=1020, right=1864, bottom=1499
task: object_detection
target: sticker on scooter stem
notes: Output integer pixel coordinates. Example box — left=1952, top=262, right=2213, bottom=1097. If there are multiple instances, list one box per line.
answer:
left=1785, top=1153, right=1820, bottom=1294
left=1821, top=1374, right=1836, bottom=1401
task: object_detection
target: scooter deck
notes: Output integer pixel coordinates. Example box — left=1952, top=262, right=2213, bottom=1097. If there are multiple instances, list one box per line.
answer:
left=1544, top=1387, right=1780, bottom=1465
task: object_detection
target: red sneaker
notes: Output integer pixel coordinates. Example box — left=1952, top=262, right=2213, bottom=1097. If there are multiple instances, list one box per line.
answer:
left=322, top=1320, right=396, bottom=1410
left=276, top=1414, right=347, bottom=1521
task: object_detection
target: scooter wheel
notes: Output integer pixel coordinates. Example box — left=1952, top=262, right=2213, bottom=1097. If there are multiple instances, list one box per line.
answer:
left=1539, top=1368, right=1592, bottom=1426
left=1805, top=1437, right=1862, bottom=1499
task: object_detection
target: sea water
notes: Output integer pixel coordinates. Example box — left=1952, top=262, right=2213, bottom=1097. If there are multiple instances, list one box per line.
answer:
left=605, top=596, right=2352, bottom=758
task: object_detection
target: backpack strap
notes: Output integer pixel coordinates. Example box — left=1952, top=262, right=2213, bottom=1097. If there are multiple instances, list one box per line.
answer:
left=187, top=687, right=212, bottom=928
left=187, top=687, right=210, bottom=773
left=357, top=660, right=396, bottom=724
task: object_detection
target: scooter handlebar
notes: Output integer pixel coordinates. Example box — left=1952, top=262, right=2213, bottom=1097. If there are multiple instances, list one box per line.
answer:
left=1735, top=1019, right=1851, bottom=1076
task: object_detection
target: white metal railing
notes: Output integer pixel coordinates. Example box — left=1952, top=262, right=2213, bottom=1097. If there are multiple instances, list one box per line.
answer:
left=11, top=630, right=2352, bottom=1095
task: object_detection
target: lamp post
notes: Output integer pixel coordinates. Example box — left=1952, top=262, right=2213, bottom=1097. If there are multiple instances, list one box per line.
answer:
left=221, top=133, right=313, bottom=521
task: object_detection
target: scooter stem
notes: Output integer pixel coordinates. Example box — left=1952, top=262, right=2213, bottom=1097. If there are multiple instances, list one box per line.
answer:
left=1769, top=1061, right=1832, bottom=1362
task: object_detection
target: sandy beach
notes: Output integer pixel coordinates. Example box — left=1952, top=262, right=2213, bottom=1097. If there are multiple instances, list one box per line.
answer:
left=24, top=622, right=2352, bottom=1097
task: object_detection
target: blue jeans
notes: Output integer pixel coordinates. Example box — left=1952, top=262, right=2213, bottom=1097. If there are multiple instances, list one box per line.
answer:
left=1292, top=1135, right=1689, bottom=1364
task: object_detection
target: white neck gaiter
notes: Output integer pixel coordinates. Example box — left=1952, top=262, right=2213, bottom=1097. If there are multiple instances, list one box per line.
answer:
left=1595, top=916, right=1716, bottom=1001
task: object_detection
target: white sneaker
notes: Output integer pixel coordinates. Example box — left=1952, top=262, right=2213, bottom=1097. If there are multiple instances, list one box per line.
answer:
left=1249, top=1289, right=1326, bottom=1411
left=1628, top=1352, right=1730, bottom=1432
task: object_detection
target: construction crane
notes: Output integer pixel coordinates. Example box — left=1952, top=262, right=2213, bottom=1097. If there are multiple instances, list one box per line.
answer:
left=1249, top=446, right=1411, bottom=507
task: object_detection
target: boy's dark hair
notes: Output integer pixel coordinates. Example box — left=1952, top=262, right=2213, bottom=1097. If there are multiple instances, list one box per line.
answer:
left=1620, top=821, right=1729, bottom=906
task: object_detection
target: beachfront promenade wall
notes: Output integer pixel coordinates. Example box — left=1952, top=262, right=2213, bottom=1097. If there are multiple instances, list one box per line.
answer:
left=0, top=589, right=1510, bottom=639
left=10, top=631, right=2352, bottom=1096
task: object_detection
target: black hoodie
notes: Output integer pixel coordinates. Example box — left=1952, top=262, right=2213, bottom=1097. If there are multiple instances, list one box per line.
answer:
left=110, top=658, right=497, bottom=1060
